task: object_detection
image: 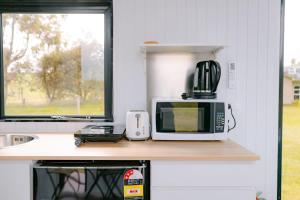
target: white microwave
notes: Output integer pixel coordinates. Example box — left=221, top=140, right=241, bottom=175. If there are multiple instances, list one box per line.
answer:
left=151, top=98, right=228, bottom=140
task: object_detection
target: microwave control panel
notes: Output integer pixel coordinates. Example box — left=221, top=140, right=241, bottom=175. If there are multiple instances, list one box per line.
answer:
left=215, top=103, right=225, bottom=133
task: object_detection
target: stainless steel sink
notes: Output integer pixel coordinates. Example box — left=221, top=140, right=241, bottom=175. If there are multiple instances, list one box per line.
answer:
left=0, top=134, right=37, bottom=148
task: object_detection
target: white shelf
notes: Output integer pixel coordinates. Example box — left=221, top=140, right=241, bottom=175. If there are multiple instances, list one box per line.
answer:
left=141, top=44, right=225, bottom=54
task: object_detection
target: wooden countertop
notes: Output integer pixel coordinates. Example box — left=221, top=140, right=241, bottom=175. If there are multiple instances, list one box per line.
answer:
left=0, top=133, right=260, bottom=161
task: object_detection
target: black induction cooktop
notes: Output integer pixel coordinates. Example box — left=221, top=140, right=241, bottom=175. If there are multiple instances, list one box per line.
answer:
left=74, top=125, right=125, bottom=147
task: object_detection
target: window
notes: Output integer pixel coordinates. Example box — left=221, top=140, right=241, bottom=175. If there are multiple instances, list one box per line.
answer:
left=0, top=1, right=113, bottom=121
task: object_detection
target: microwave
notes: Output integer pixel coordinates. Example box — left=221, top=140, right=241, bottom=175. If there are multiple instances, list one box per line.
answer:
left=151, top=98, right=228, bottom=140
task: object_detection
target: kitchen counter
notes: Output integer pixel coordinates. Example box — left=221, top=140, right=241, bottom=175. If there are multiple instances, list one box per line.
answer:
left=0, top=133, right=259, bottom=161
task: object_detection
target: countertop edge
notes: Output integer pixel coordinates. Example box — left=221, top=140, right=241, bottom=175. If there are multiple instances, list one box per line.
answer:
left=0, top=155, right=260, bottom=161
left=0, top=134, right=261, bottom=161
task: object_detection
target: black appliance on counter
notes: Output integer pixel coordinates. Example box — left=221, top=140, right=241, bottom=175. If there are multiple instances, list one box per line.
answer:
left=33, top=160, right=150, bottom=200
left=182, top=60, right=221, bottom=99
left=74, top=125, right=125, bottom=147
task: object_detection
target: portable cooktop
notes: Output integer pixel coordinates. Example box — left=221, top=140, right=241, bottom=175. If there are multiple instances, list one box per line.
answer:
left=74, top=125, right=125, bottom=147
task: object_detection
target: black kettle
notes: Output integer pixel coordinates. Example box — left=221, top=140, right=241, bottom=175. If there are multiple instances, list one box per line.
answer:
left=182, top=60, right=221, bottom=99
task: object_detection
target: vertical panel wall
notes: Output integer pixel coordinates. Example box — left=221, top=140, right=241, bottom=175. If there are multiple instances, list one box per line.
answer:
left=113, top=0, right=281, bottom=199
left=0, top=0, right=281, bottom=198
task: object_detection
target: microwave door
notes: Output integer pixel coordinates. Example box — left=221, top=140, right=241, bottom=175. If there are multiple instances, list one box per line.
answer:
left=156, top=102, right=175, bottom=132
left=159, top=107, right=175, bottom=132
left=156, top=102, right=214, bottom=134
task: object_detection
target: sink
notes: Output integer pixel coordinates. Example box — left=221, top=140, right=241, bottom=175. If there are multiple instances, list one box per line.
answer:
left=0, top=134, right=37, bottom=148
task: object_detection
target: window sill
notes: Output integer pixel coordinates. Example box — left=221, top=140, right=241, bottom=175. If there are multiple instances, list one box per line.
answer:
left=1, top=118, right=113, bottom=123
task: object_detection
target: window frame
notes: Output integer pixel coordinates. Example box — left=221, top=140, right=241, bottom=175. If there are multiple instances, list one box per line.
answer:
left=0, top=0, right=113, bottom=122
left=278, top=0, right=285, bottom=199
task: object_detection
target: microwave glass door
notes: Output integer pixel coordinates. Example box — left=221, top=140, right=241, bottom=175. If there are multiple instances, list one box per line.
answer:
left=156, top=102, right=212, bottom=133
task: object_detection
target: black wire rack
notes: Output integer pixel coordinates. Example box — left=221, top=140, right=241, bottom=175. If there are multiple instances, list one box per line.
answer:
left=33, top=160, right=150, bottom=200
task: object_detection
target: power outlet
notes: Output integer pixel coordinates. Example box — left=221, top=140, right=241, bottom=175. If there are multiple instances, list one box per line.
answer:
left=228, top=62, right=236, bottom=89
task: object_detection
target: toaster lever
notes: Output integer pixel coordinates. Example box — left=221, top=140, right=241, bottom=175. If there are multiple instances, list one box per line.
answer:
left=135, top=114, right=141, bottom=128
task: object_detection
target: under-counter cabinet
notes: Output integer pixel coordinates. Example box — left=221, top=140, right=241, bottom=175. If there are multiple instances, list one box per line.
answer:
left=0, top=135, right=259, bottom=200
left=0, top=161, right=32, bottom=200
left=0, top=160, right=257, bottom=200
left=151, top=161, right=256, bottom=200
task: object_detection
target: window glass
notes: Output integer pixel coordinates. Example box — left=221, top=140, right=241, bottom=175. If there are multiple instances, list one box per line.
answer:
left=2, top=13, right=105, bottom=116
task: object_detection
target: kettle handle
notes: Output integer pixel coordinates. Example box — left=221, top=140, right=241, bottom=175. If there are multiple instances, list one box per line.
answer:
left=210, top=60, right=221, bottom=92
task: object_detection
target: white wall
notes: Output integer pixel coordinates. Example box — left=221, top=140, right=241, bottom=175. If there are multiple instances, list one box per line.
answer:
left=113, top=0, right=281, bottom=199
left=0, top=0, right=281, bottom=199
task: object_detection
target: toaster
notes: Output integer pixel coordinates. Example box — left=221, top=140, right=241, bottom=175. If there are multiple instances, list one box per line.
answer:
left=126, top=110, right=150, bottom=140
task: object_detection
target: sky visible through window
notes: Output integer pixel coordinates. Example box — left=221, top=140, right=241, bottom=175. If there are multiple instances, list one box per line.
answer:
left=284, top=0, right=300, bottom=66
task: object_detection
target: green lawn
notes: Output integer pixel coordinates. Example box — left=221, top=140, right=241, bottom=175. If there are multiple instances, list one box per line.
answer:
left=4, top=73, right=105, bottom=116
left=282, top=101, right=300, bottom=200
left=5, top=100, right=104, bottom=116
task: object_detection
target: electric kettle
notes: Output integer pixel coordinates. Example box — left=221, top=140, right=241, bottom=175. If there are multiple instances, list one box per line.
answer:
left=182, top=60, right=221, bottom=99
